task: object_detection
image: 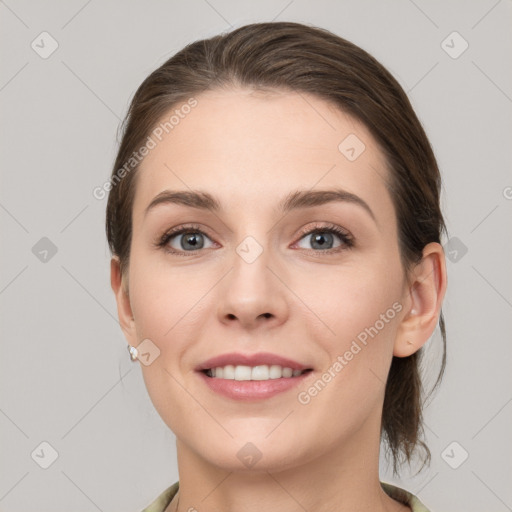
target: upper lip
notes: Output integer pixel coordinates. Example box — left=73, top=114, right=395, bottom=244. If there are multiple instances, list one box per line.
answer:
left=196, top=352, right=311, bottom=372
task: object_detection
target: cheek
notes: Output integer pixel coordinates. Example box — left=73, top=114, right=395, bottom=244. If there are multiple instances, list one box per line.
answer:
left=128, top=258, right=203, bottom=430
left=293, top=265, right=402, bottom=422
left=297, top=255, right=403, bottom=403
left=127, top=252, right=204, bottom=356
left=302, top=260, right=402, bottom=343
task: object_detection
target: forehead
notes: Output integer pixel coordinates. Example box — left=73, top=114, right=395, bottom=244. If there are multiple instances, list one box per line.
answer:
left=133, top=88, right=393, bottom=220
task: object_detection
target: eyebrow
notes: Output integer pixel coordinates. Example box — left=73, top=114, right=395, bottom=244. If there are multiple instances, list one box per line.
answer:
left=144, top=188, right=376, bottom=223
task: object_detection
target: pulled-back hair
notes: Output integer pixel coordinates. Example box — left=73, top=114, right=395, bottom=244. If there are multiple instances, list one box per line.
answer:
left=106, top=21, right=447, bottom=476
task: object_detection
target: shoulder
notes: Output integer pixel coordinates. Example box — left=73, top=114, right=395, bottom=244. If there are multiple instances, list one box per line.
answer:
left=140, top=481, right=179, bottom=512
left=381, top=481, right=431, bottom=512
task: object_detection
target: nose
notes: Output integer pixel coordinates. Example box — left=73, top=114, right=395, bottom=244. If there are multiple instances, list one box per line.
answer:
left=216, top=239, right=290, bottom=331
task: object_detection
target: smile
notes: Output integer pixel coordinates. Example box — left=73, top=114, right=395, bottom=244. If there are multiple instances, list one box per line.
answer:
left=204, top=364, right=310, bottom=380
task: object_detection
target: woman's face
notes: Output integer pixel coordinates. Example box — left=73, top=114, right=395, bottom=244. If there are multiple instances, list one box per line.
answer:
left=118, top=88, right=415, bottom=471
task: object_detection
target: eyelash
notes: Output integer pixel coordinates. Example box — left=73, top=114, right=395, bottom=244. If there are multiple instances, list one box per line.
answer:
left=155, top=222, right=354, bottom=256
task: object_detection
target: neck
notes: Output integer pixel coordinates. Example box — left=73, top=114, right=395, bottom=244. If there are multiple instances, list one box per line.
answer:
left=169, top=412, right=409, bottom=512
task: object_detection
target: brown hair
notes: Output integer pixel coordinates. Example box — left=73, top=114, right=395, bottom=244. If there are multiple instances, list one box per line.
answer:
left=106, top=21, right=447, bottom=476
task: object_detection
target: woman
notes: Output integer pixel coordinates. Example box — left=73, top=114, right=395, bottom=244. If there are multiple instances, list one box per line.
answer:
left=106, top=22, right=447, bottom=512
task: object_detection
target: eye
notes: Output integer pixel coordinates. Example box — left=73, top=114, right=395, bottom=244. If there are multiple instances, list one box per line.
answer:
left=294, top=223, right=354, bottom=253
left=157, top=224, right=216, bottom=255
left=155, top=222, right=354, bottom=256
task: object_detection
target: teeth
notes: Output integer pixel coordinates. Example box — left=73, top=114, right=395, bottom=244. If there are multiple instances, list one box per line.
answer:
left=234, top=365, right=252, bottom=381
left=208, top=364, right=305, bottom=380
left=252, top=365, right=270, bottom=380
left=223, top=365, right=235, bottom=379
left=282, top=367, right=293, bottom=378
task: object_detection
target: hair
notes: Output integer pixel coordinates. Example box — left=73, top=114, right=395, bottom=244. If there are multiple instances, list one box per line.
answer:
left=106, top=21, right=447, bottom=476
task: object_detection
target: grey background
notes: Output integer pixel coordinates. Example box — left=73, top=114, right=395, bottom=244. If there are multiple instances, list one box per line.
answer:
left=1, top=0, right=511, bottom=511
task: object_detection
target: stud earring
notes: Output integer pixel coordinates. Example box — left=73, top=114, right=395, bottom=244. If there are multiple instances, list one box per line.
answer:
left=127, top=344, right=138, bottom=361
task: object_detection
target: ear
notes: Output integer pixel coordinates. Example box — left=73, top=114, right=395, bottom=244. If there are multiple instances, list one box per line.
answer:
left=394, top=242, right=447, bottom=357
left=110, top=256, right=137, bottom=345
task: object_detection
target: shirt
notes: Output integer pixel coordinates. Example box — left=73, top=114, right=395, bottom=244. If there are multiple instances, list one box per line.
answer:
left=140, top=481, right=431, bottom=511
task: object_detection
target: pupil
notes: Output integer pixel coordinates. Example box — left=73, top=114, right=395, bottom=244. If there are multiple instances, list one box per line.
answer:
left=183, top=233, right=203, bottom=250
left=312, top=232, right=332, bottom=250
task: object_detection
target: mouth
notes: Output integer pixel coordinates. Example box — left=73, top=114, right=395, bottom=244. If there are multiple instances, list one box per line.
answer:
left=202, top=364, right=312, bottom=380
left=195, top=352, right=313, bottom=400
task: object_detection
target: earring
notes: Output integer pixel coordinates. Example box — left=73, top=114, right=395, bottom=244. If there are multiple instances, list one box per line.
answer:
left=127, top=344, right=138, bottom=361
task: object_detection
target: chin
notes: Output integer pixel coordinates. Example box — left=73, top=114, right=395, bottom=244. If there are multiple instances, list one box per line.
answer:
left=203, top=447, right=307, bottom=474
left=188, top=430, right=315, bottom=474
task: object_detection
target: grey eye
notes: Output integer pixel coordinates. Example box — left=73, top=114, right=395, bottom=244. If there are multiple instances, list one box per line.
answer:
left=169, top=231, right=214, bottom=251
left=296, top=231, right=342, bottom=251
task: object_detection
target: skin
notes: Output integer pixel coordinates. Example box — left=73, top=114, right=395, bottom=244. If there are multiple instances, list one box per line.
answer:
left=111, top=88, right=447, bottom=512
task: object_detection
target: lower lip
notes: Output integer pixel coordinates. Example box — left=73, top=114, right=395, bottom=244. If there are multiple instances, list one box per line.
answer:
left=197, top=371, right=311, bottom=400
